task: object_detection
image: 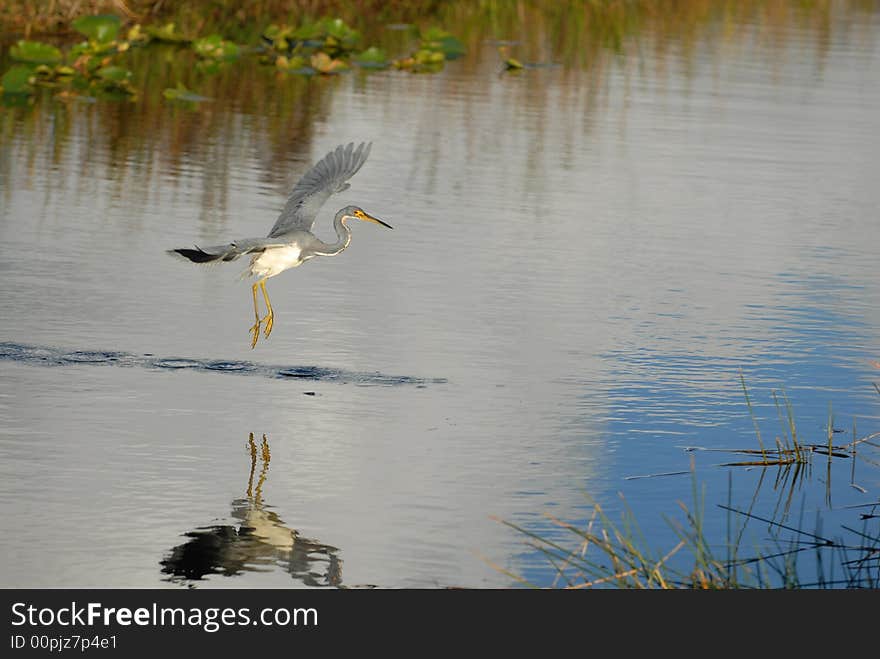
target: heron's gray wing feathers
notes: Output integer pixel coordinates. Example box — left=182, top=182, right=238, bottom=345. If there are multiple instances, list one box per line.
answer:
left=267, top=142, right=372, bottom=238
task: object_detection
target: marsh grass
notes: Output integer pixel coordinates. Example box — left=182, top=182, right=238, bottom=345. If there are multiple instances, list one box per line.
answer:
left=492, top=381, right=880, bottom=588
left=493, top=469, right=880, bottom=588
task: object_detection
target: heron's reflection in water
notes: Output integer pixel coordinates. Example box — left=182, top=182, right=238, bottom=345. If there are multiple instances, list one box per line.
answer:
left=161, top=433, right=342, bottom=587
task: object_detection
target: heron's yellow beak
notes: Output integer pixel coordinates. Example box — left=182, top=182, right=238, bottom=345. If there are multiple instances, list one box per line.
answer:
left=355, top=209, right=393, bottom=229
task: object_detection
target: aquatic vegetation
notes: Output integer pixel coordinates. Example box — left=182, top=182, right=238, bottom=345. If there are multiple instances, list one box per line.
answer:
left=2, top=34, right=136, bottom=99
left=10, top=40, right=63, bottom=65
left=352, top=47, right=390, bottom=70
left=72, top=14, right=121, bottom=43
left=310, top=52, right=349, bottom=75
left=260, top=17, right=362, bottom=70
left=420, top=27, right=466, bottom=60
left=503, top=57, right=524, bottom=71
left=273, top=54, right=310, bottom=73
left=145, top=22, right=193, bottom=43
left=392, top=27, right=466, bottom=72
left=1, top=65, right=34, bottom=94
left=193, top=35, right=242, bottom=61
left=493, top=381, right=880, bottom=589
left=163, top=83, right=211, bottom=103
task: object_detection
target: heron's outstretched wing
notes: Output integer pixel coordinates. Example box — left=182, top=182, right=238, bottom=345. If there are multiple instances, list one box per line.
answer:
left=267, top=142, right=372, bottom=238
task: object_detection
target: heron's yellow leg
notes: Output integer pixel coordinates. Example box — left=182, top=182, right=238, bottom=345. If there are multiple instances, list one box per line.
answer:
left=249, top=282, right=262, bottom=349
left=260, top=279, right=275, bottom=338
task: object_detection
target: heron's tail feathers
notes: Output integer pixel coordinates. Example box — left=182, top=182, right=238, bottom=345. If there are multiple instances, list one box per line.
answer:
left=167, top=237, right=288, bottom=266
left=166, top=244, right=242, bottom=265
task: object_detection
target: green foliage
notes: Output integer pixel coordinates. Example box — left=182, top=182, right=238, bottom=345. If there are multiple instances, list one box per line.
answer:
left=1, top=11, right=463, bottom=104
left=96, top=66, right=130, bottom=83
left=163, top=82, right=211, bottom=103
left=260, top=17, right=363, bottom=73
left=93, top=65, right=135, bottom=96
left=193, top=35, right=241, bottom=61
left=1, top=65, right=34, bottom=94
left=310, top=52, right=348, bottom=74
left=504, top=57, right=524, bottom=70
left=262, top=24, right=296, bottom=52
left=393, top=27, right=465, bottom=72
left=10, top=40, right=63, bottom=65
left=315, top=17, right=360, bottom=55
left=72, top=14, right=121, bottom=44
left=145, top=22, right=192, bottom=43
left=273, top=55, right=310, bottom=73
left=263, top=17, right=360, bottom=58
left=420, top=27, right=466, bottom=59
left=353, top=47, right=390, bottom=69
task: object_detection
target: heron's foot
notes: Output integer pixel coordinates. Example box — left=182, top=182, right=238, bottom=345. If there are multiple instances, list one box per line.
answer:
left=249, top=319, right=262, bottom=349
left=263, top=311, right=275, bottom=339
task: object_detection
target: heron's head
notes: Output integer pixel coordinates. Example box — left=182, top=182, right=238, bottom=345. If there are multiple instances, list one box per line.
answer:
left=341, top=205, right=393, bottom=229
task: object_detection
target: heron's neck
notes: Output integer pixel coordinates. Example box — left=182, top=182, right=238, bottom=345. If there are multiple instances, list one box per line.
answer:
left=314, top=211, right=353, bottom=256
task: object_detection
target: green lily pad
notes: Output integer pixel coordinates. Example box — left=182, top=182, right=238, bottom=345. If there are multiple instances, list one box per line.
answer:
left=96, top=66, right=131, bottom=83
left=126, top=24, right=148, bottom=45
left=420, top=28, right=465, bottom=59
left=10, top=40, right=63, bottom=65
left=145, top=23, right=191, bottom=43
left=1, top=65, right=34, bottom=94
left=310, top=52, right=348, bottom=74
left=72, top=14, right=121, bottom=44
left=274, top=55, right=308, bottom=71
left=263, top=24, right=296, bottom=51
left=193, top=35, right=241, bottom=60
left=319, top=17, right=359, bottom=43
left=504, top=58, right=524, bottom=70
left=163, top=83, right=211, bottom=102
left=291, top=21, right=323, bottom=42
left=70, top=38, right=119, bottom=57
left=437, top=36, right=466, bottom=59
left=353, top=47, right=389, bottom=69
left=393, top=54, right=444, bottom=73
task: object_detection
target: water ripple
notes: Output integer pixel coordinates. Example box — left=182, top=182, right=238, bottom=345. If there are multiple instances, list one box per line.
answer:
left=0, top=343, right=445, bottom=387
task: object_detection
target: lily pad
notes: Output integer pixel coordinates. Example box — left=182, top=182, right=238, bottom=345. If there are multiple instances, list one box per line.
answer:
left=438, top=36, right=465, bottom=59
left=274, top=55, right=307, bottom=70
left=70, top=38, right=119, bottom=57
left=96, top=66, right=131, bottom=83
left=72, top=14, right=121, bottom=44
left=92, top=66, right=135, bottom=96
left=127, top=24, right=149, bottom=45
left=320, top=17, right=359, bottom=43
left=1, top=65, right=34, bottom=94
left=10, top=40, right=62, bottom=65
left=353, top=47, right=389, bottom=69
left=504, top=58, right=524, bottom=70
left=163, top=83, right=211, bottom=103
left=263, top=24, right=296, bottom=52
left=421, top=28, right=466, bottom=59
left=193, top=35, right=241, bottom=61
left=145, top=23, right=191, bottom=44
left=310, top=52, right=348, bottom=74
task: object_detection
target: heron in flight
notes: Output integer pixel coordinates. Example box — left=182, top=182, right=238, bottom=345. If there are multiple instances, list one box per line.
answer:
left=168, top=142, right=392, bottom=348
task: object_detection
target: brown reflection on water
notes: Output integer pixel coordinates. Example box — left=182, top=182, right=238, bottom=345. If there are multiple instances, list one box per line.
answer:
left=2, top=0, right=875, bottom=202
left=160, top=433, right=342, bottom=587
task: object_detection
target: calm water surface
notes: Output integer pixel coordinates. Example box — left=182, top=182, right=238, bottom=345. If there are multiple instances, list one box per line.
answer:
left=1, top=4, right=879, bottom=587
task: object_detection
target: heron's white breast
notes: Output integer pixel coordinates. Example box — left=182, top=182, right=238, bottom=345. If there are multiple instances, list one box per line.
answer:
left=249, top=245, right=303, bottom=278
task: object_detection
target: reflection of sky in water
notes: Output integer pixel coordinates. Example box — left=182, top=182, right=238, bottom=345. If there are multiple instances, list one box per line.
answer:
left=516, top=269, right=880, bottom=585
left=0, top=6, right=879, bottom=587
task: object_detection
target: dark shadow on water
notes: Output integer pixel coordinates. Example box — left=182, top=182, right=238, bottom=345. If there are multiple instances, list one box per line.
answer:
left=161, top=433, right=343, bottom=588
left=0, top=342, right=445, bottom=386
